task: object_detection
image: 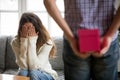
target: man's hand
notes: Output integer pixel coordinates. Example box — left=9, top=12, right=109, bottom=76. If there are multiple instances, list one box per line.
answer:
left=69, top=37, right=91, bottom=59
left=91, top=36, right=112, bottom=57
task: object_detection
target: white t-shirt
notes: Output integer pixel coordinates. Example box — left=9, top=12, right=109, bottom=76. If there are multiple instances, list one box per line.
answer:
left=115, top=0, right=120, bottom=10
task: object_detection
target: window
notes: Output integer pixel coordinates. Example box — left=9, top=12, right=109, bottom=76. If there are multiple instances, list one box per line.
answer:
left=0, top=0, right=64, bottom=37
left=0, top=0, right=19, bottom=36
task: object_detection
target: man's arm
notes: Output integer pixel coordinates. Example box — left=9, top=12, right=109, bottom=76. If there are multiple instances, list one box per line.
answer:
left=44, top=0, right=74, bottom=41
left=106, top=0, right=120, bottom=37
left=43, top=0, right=91, bottom=59
left=106, top=7, right=120, bottom=37
left=99, top=6, right=120, bottom=55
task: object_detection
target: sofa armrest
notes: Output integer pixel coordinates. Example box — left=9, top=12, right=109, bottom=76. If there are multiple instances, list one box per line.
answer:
left=5, top=36, right=18, bottom=69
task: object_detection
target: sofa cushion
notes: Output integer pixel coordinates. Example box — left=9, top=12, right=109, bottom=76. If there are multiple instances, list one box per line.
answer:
left=5, top=36, right=18, bottom=69
left=56, top=70, right=64, bottom=80
left=3, top=69, right=18, bottom=75
left=0, top=36, right=7, bottom=72
left=50, top=37, right=64, bottom=70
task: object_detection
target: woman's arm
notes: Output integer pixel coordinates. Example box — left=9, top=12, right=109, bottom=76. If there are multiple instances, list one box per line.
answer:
left=11, top=37, right=28, bottom=68
left=11, top=37, right=28, bottom=58
left=37, top=39, right=53, bottom=59
left=27, top=36, right=39, bottom=66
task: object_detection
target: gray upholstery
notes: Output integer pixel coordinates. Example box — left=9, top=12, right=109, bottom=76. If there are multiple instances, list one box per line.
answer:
left=50, top=37, right=64, bottom=70
left=6, top=36, right=18, bottom=69
left=0, top=36, right=7, bottom=73
left=0, top=36, right=64, bottom=80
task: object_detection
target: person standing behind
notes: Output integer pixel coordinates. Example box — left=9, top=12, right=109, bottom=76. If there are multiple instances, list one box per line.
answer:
left=11, top=12, right=58, bottom=80
left=44, top=0, right=120, bottom=80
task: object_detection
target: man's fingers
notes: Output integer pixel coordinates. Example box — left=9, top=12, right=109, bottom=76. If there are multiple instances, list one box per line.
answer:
left=100, top=46, right=108, bottom=55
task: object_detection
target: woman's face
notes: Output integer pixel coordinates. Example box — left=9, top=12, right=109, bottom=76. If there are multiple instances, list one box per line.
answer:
left=22, top=22, right=34, bottom=29
left=20, top=22, right=38, bottom=37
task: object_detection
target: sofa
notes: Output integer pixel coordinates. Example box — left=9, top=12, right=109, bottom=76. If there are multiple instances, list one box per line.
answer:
left=0, top=36, right=64, bottom=80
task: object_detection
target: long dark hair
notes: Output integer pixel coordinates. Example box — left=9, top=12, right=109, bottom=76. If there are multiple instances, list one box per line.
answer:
left=17, top=12, right=56, bottom=58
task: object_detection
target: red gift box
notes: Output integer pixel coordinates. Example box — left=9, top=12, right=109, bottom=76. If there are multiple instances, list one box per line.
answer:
left=78, top=29, right=100, bottom=53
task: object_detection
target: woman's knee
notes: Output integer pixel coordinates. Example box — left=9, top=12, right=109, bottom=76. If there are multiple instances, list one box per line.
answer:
left=29, top=70, right=53, bottom=80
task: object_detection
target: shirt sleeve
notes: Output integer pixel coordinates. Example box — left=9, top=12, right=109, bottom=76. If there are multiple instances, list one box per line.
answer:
left=27, top=38, right=53, bottom=69
left=11, top=37, right=28, bottom=57
left=27, top=36, right=39, bottom=68
left=38, top=39, right=53, bottom=57
left=10, top=37, right=28, bottom=68
left=115, top=0, right=120, bottom=10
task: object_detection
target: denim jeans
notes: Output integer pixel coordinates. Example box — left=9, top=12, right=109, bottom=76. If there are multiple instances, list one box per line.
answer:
left=63, top=38, right=119, bottom=80
left=18, top=69, right=54, bottom=80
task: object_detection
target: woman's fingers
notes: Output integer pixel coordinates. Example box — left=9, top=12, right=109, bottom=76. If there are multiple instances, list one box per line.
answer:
left=21, top=23, right=38, bottom=37
left=28, top=26, right=38, bottom=36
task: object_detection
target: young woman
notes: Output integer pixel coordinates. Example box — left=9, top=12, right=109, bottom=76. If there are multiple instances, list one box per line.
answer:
left=11, top=12, right=58, bottom=80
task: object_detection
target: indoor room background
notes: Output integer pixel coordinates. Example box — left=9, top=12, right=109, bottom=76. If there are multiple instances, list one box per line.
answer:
left=0, top=0, right=64, bottom=37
